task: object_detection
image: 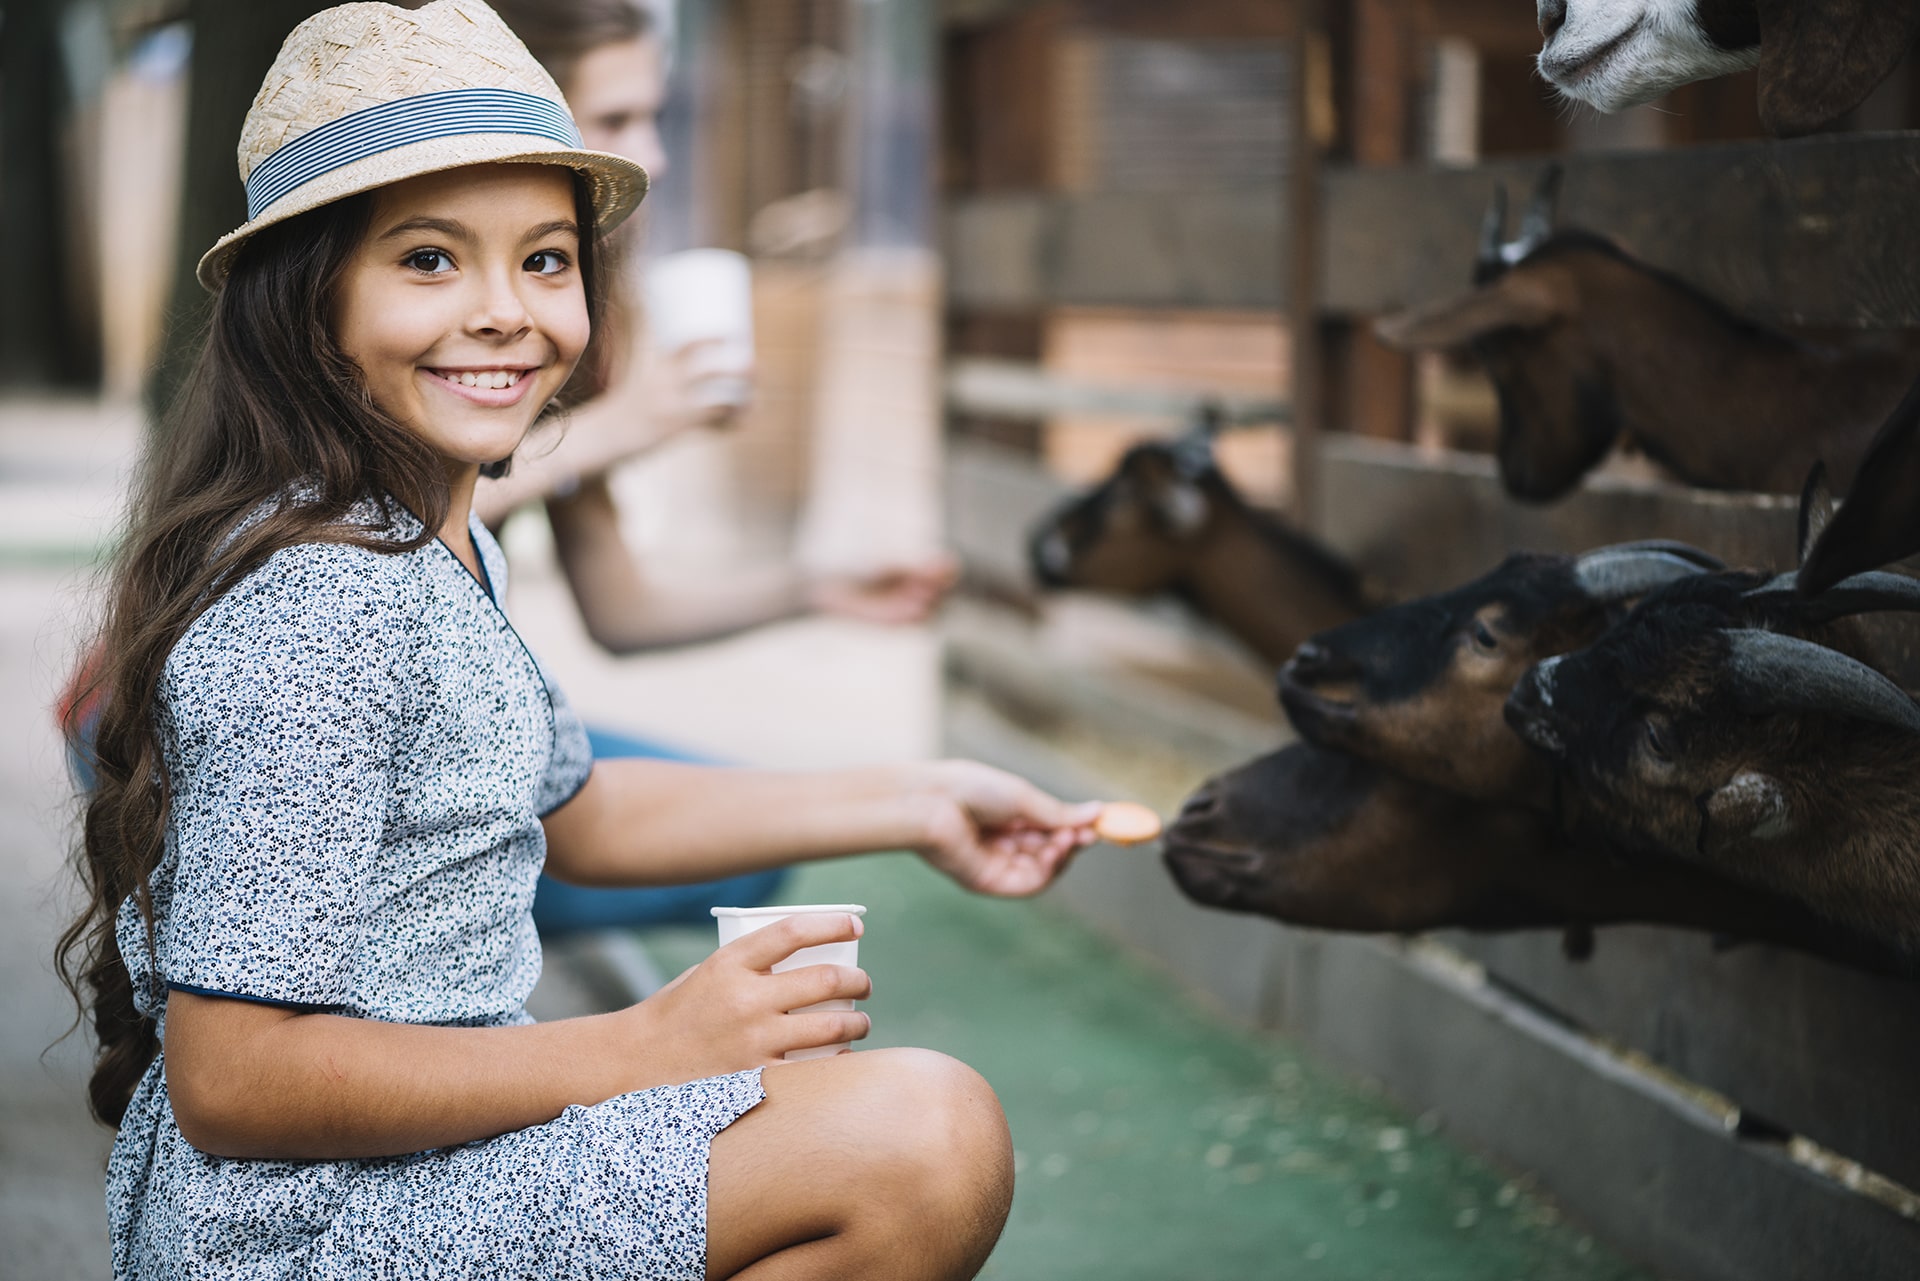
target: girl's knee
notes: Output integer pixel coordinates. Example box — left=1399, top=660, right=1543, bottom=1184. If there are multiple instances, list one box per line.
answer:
left=860, top=1049, right=1007, bottom=1151
left=851, top=1049, right=1013, bottom=1217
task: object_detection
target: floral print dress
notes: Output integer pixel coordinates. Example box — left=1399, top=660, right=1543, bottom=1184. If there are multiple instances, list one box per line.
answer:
left=106, top=503, right=763, bottom=1280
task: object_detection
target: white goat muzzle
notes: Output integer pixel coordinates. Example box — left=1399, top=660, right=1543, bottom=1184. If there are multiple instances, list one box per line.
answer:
left=1537, top=0, right=1759, bottom=112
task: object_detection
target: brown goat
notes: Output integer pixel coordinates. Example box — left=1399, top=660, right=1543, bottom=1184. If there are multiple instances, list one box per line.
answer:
left=1027, top=416, right=1370, bottom=667
left=1376, top=172, right=1920, bottom=501
left=1279, top=542, right=1720, bottom=803
left=1163, top=740, right=1907, bottom=973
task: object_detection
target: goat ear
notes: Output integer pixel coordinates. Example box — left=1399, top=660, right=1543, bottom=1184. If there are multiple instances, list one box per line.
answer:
left=1754, top=0, right=1920, bottom=137
left=1374, top=275, right=1562, bottom=351
left=1799, top=372, right=1920, bottom=594
left=1698, top=771, right=1795, bottom=856
left=1796, top=462, right=1835, bottom=569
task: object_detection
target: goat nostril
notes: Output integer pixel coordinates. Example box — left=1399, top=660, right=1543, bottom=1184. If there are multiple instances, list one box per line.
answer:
left=1176, top=788, right=1222, bottom=825
left=1538, top=0, right=1567, bottom=40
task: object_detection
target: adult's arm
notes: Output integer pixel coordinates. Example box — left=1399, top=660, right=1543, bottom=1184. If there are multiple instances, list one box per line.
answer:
left=541, top=476, right=810, bottom=652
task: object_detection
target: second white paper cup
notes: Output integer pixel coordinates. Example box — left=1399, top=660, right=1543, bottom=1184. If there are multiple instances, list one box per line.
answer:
left=712, top=904, right=867, bottom=1061
left=644, top=248, right=755, bottom=410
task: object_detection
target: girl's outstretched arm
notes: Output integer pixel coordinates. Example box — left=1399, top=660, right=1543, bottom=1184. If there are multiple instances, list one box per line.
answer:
left=541, top=758, right=1102, bottom=896
left=165, top=912, right=871, bottom=1161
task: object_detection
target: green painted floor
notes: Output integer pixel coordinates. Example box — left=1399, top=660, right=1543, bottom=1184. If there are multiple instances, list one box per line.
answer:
left=644, top=854, right=1656, bottom=1281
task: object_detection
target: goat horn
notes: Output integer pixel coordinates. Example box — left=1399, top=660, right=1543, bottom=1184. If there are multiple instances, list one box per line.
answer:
left=1593, top=540, right=1725, bottom=570
left=1516, top=164, right=1563, bottom=255
left=1573, top=541, right=1722, bottom=601
left=1477, top=184, right=1509, bottom=274
left=1723, top=628, right=1920, bottom=735
left=1745, top=568, right=1920, bottom=622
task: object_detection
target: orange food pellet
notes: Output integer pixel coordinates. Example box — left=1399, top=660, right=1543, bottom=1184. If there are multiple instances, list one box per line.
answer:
left=1095, top=801, right=1163, bottom=845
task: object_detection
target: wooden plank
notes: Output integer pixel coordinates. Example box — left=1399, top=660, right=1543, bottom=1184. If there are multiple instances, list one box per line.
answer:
left=943, top=190, right=1285, bottom=310
left=945, top=357, right=1289, bottom=423
left=946, top=135, right=1920, bottom=326
left=1274, top=932, right=1920, bottom=1281
left=1312, top=434, right=1801, bottom=593
left=1451, top=928, right=1920, bottom=1193
left=1322, top=134, right=1920, bottom=327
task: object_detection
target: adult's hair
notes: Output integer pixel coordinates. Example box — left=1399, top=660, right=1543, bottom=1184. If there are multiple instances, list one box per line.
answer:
left=488, top=0, right=654, bottom=392
left=57, top=173, right=606, bottom=1127
left=486, top=0, right=654, bottom=94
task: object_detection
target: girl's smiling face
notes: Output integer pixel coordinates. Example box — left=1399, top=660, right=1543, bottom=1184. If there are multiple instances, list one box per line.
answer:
left=334, top=164, right=589, bottom=476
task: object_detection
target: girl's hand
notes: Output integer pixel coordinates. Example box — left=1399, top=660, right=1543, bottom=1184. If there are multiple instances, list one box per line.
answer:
left=911, top=761, right=1103, bottom=898
left=620, top=914, right=871, bottom=1087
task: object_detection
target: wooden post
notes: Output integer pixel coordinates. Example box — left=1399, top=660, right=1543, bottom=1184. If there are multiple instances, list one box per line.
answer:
left=0, top=0, right=93, bottom=388
left=1340, top=0, right=1421, bottom=441
left=1287, top=0, right=1330, bottom=525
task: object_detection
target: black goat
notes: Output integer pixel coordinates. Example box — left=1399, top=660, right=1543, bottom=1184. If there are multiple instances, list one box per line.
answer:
left=1027, top=408, right=1371, bottom=667
left=1163, top=739, right=1906, bottom=972
left=1375, top=170, right=1920, bottom=502
left=1505, top=566, right=1920, bottom=954
left=1535, top=0, right=1920, bottom=138
left=1278, top=541, right=1719, bottom=802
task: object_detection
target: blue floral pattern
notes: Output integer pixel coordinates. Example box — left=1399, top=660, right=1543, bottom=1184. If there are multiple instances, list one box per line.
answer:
left=106, top=502, right=764, bottom=1279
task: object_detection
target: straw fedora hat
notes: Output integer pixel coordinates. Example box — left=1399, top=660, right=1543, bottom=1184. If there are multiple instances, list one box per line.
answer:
left=196, top=0, right=648, bottom=289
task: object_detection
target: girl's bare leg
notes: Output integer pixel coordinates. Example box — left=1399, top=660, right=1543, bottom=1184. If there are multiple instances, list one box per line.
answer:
left=704, top=1048, right=1015, bottom=1281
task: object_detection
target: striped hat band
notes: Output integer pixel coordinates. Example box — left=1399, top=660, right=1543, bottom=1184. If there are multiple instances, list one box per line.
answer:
left=244, top=87, right=584, bottom=221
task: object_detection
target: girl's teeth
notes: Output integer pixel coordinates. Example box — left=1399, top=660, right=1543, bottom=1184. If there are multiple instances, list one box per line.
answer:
left=442, top=370, right=522, bottom=390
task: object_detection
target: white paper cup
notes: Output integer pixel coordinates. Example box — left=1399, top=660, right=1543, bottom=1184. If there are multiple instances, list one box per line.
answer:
left=712, top=904, right=867, bottom=1061
left=644, top=248, right=755, bottom=410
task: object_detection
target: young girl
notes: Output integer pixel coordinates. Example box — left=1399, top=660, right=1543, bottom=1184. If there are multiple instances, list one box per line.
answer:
left=60, top=4, right=1099, bottom=1277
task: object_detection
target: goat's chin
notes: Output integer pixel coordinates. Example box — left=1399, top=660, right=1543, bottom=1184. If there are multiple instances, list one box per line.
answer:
left=1539, top=15, right=1759, bottom=113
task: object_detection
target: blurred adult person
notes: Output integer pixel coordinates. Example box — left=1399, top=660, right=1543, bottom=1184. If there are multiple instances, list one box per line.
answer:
left=480, top=0, right=956, bottom=935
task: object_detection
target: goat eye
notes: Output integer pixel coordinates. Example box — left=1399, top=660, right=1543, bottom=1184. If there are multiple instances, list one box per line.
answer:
left=1643, top=720, right=1672, bottom=761
left=1470, top=619, right=1499, bottom=652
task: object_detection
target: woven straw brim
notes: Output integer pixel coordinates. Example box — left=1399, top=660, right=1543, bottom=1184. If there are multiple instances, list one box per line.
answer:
left=196, top=134, right=647, bottom=290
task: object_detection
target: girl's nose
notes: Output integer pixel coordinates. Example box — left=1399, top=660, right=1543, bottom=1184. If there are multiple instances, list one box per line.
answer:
left=468, top=271, right=532, bottom=338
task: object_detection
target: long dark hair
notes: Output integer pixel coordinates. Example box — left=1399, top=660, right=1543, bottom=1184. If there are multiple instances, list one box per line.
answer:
left=58, top=172, right=605, bottom=1127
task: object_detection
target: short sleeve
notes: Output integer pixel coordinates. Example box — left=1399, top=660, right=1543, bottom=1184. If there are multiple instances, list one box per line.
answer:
left=536, top=668, right=594, bottom=816
left=154, top=543, right=410, bottom=1009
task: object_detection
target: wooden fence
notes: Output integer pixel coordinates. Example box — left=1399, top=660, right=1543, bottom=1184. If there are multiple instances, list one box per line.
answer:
left=940, top=123, right=1920, bottom=1280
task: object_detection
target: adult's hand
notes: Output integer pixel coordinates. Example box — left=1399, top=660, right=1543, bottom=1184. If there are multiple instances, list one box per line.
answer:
left=641, top=336, right=754, bottom=436
left=808, top=554, right=960, bottom=625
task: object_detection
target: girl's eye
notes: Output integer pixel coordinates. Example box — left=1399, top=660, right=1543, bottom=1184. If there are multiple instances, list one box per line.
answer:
left=525, top=250, right=571, bottom=276
left=404, top=249, right=454, bottom=274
